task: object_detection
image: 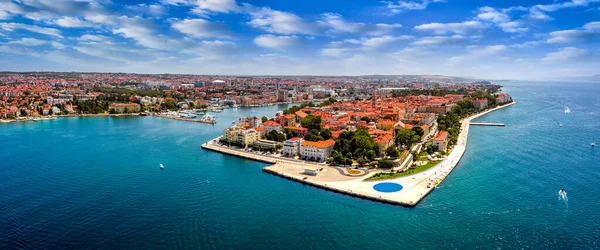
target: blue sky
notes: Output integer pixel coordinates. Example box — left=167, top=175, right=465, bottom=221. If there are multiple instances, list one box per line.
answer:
left=0, top=0, right=599, bottom=79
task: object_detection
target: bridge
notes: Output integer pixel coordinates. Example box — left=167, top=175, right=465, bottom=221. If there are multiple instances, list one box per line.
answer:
left=470, top=122, right=505, bottom=126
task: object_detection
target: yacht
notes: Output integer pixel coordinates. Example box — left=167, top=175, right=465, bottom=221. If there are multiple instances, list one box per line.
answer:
left=160, top=164, right=164, bottom=169
left=564, top=107, right=571, bottom=113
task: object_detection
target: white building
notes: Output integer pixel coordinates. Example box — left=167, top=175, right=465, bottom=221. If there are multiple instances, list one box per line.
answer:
left=300, top=139, right=335, bottom=162
left=283, top=137, right=303, bottom=157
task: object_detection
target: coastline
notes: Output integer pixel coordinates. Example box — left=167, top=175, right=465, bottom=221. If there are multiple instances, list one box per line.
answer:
left=1, top=113, right=140, bottom=123
left=202, top=101, right=517, bottom=207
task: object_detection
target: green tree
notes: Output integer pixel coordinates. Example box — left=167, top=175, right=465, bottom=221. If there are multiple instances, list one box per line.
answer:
left=412, top=126, right=424, bottom=138
left=360, top=116, right=371, bottom=123
left=262, top=116, right=268, bottom=123
left=378, top=159, right=395, bottom=169
left=320, top=128, right=332, bottom=140
left=266, top=130, right=286, bottom=142
left=283, top=128, right=298, bottom=139
left=386, top=146, right=399, bottom=158
left=395, top=128, right=415, bottom=148
left=304, top=129, right=324, bottom=142
left=300, top=115, right=322, bottom=131
left=283, top=105, right=300, bottom=115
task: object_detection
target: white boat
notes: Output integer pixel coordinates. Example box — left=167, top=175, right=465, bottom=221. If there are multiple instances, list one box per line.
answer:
left=160, top=164, right=164, bottom=169
left=564, top=107, right=571, bottom=113
left=201, top=113, right=217, bottom=123
left=593, top=138, right=596, bottom=147
left=232, top=120, right=236, bottom=124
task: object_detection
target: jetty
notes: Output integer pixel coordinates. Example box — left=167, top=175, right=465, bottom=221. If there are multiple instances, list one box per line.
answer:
left=470, top=122, right=505, bottom=126
left=154, top=114, right=216, bottom=124
left=202, top=101, right=517, bottom=207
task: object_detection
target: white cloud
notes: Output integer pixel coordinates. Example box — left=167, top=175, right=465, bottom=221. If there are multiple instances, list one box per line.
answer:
left=317, top=13, right=402, bottom=36
left=0, top=1, right=24, bottom=20
left=510, top=40, right=542, bottom=48
left=476, top=6, right=510, bottom=23
left=50, top=41, right=67, bottom=49
left=412, top=35, right=471, bottom=45
left=8, top=38, right=48, bottom=46
left=245, top=5, right=316, bottom=35
left=113, top=17, right=183, bottom=50
left=320, top=47, right=354, bottom=57
left=350, top=35, right=412, bottom=48
left=541, top=47, right=596, bottom=63
left=84, top=14, right=117, bottom=25
left=0, top=22, right=62, bottom=37
left=254, top=34, right=302, bottom=50
left=547, top=21, right=600, bottom=43
left=476, top=6, right=527, bottom=33
left=78, top=34, right=113, bottom=43
left=448, top=45, right=507, bottom=65
left=191, top=0, right=240, bottom=15
left=499, top=21, right=528, bottom=33
left=172, top=19, right=230, bottom=38
left=414, top=21, right=486, bottom=35
left=126, top=4, right=166, bottom=17
left=47, top=17, right=93, bottom=28
left=383, top=0, right=446, bottom=14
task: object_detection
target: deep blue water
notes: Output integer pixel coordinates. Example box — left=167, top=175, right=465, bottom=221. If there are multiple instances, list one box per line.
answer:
left=1, top=82, right=599, bottom=249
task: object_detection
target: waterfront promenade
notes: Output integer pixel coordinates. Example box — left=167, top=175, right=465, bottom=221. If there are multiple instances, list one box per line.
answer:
left=202, top=102, right=517, bottom=207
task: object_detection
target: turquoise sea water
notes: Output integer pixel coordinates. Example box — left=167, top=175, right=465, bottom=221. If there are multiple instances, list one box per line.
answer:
left=1, top=82, right=599, bottom=248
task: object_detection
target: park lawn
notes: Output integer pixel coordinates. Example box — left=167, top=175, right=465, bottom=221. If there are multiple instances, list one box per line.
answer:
left=366, top=160, right=441, bottom=181
left=417, top=152, right=429, bottom=161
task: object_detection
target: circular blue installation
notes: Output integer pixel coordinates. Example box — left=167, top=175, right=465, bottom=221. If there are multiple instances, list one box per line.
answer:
left=373, top=182, right=403, bottom=193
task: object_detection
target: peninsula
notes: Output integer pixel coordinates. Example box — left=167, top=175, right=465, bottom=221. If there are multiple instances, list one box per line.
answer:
left=203, top=87, right=515, bottom=207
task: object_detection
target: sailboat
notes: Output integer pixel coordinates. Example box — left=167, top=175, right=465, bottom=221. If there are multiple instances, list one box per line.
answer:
left=564, top=107, right=571, bottom=113
left=160, top=164, right=164, bottom=169
left=592, top=138, right=596, bottom=147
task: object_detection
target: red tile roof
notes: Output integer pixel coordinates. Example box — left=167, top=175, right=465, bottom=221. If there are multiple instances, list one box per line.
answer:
left=301, top=139, right=335, bottom=149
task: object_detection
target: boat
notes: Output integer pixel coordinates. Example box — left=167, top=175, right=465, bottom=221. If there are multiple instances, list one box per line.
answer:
left=564, top=107, right=571, bottom=113
left=593, top=138, right=596, bottom=147
left=200, top=113, right=217, bottom=123
left=160, top=164, right=164, bottom=169
left=232, top=120, right=236, bottom=124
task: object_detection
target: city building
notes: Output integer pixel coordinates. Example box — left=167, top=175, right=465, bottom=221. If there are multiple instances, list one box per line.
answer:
left=472, top=99, right=488, bottom=110
left=300, top=139, right=335, bottom=162
left=283, top=137, right=303, bottom=157
left=433, top=130, right=449, bottom=152
left=111, top=103, right=141, bottom=113
left=496, top=94, right=512, bottom=104
left=263, top=120, right=282, bottom=133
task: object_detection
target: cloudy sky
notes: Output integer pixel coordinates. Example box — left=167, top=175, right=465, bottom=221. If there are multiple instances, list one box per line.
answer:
left=0, top=0, right=599, bottom=79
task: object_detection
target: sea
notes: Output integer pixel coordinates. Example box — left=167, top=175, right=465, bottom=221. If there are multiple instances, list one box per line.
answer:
left=1, top=81, right=599, bottom=249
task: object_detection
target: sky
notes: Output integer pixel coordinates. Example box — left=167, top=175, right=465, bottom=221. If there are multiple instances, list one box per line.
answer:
left=0, top=0, right=599, bottom=80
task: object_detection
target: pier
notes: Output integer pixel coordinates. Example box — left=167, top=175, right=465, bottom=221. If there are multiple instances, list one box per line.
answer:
left=470, top=122, right=505, bottom=126
left=154, top=114, right=216, bottom=124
